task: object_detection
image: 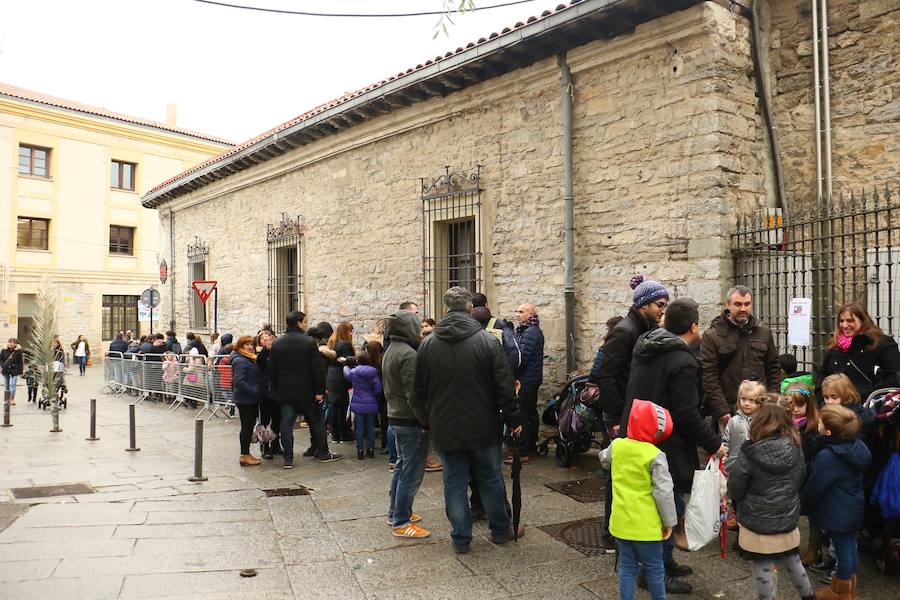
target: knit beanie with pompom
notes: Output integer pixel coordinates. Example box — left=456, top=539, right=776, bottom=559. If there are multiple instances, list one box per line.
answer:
left=630, top=275, right=669, bottom=308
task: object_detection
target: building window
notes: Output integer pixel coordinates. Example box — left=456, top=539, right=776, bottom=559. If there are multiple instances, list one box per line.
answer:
left=111, top=160, right=136, bottom=190
left=109, top=225, right=135, bottom=255
left=17, top=217, right=49, bottom=250
left=187, top=238, right=209, bottom=330
left=421, top=166, right=483, bottom=317
left=266, top=215, right=303, bottom=333
left=18, top=145, right=50, bottom=177
left=102, top=295, right=139, bottom=341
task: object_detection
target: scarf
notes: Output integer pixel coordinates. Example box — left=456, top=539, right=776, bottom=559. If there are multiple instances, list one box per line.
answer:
left=237, top=347, right=257, bottom=362
left=515, top=314, right=541, bottom=338
left=837, top=334, right=853, bottom=352
left=793, top=416, right=808, bottom=430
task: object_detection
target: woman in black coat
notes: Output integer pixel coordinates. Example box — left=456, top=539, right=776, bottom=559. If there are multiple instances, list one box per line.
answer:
left=326, top=321, right=355, bottom=443
left=231, top=335, right=263, bottom=466
left=817, top=302, right=900, bottom=403
left=256, top=330, right=281, bottom=459
left=1, top=338, right=25, bottom=405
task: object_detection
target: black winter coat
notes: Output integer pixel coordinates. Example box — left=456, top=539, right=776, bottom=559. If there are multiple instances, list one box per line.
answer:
left=818, top=334, right=900, bottom=404
left=727, top=435, right=806, bottom=534
left=622, top=328, right=721, bottom=494
left=516, top=324, right=544, bottom=386
left=269, top=327, right=325, bottom=411
left=108, top=339, right=129, bottom=354
left=0, top=346, right=24, bottom=377
left=231, top=353, right=262, bottom=405
left=593, top=306, right=656, bottom=421
left=412, top=311, right=522, bottom=452
left=256, top=347, right=274, bottom=401
left=325, top=340, right=354, bottom=392
left=802, top=435, right=871, bottom=533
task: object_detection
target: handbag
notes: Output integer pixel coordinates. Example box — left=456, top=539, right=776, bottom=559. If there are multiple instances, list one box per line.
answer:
left=251, top=424, right=276, bottom=444
left=683, top=457, right=727, bottom=551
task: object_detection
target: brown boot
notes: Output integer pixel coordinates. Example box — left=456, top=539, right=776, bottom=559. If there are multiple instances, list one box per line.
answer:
left=816, top=577, right=852, bottom=600
left=801, top=541, right=820, bottom=566
left=671, top=516, right=688, bottom=550
left=239, top=454, right=261, bottom=466
left=849, top=575, right=859, bottom=600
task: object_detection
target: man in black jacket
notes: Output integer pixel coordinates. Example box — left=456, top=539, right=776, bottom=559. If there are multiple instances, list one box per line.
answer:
left=412, top=287, right=522, bottom=554
left=270, top=310, right=339, bottom=468
left=622, top=298, right=725, bottom=594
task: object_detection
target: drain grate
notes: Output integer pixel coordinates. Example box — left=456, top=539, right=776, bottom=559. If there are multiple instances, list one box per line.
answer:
left=544, top=477, right=604, bottom=503
left=262, top=486, right=311, bottom=497
left=10, top=482, right=96, bottom=499
left=541, top=518, right=608, bottom=556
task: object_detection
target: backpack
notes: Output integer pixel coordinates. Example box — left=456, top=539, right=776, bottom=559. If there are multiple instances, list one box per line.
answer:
left=487, top=317, right=522, bottom=374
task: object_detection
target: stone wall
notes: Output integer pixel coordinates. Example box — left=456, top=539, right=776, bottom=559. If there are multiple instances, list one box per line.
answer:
left=158, top=2, right=763, bottom=388
left=766, top=0, right=899, bottom=206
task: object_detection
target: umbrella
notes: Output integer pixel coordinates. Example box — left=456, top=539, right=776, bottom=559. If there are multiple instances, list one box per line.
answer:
left=511, top=444, right=522, bottom=542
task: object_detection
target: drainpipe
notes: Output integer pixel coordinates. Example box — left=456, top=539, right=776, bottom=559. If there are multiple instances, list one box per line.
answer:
left=811, top=0, right=824, bottom=209
left=558, top=54, right=576, bottom=374
left=169, top=209, right=175, bottom=332
left=819, top=0, right=833, bottom=208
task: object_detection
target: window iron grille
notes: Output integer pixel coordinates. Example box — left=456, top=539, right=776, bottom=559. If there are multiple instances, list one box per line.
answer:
left=187, top=237, right=209, bottom=330
left=267, top=214, right=304, bottom=333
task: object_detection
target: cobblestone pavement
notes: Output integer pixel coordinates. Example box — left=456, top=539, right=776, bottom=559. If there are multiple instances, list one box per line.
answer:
left=0, top=368, right=896, bottom=599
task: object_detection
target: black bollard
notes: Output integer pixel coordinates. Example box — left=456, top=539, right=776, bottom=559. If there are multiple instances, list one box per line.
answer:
left=125, top=404, right=140, bottom=451
left=188, top=418, right=208, bottom=482
left=1, top=390, right=11, bottom=428
left=86, top=397, right=99, bottom=441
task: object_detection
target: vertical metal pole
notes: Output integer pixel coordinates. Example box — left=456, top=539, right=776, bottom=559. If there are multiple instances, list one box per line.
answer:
left=125, top=404, right=140, bottom=451
left=86, top=397, right=99, bottom=440
left=213, top=288, right=218, bottom=336
left=558, top=53, right=576, bottom=374
left=2, top=390, right=11, bottom=428
left=149, top=301, right=154, bottom=337
left=188, top=418, right=208, bottom=482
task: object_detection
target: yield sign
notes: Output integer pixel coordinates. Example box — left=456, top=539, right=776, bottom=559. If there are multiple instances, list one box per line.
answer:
left=192, top=280, right=217, bottom=304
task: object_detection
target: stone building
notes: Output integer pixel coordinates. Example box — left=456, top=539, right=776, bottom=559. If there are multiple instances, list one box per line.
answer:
left=1, top=83, right=231, bottom=354
left=141, top=0, right=898, bottom=387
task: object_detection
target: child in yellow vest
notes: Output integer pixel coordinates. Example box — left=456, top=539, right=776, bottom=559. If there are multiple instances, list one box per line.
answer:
left=600, top=398, right=677, bottom=600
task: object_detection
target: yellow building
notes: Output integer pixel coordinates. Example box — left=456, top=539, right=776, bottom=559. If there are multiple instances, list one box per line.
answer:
left=0, top=82, right=231, bottom=354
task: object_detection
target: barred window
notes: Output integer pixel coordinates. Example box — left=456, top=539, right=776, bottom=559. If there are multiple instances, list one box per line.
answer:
left=267, top=215, right=303, bottom=333
left=421, top=166, right=483, bottom=317
left=102, top=295, right=139, bottom=341
left=187, top=238, right=209, bottom=330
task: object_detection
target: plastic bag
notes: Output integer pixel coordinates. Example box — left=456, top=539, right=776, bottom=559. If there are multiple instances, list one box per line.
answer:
left=684, top=457, right=725, bottom=551
left=251, top=424, right=275, bottom=444
left=872, top=452, right=900, bottom=519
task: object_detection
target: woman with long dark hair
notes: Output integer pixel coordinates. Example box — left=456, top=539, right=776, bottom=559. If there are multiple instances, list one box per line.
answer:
left=817, top=302, right=900, bottom=403
left=327, top=321, right=356, bottom=443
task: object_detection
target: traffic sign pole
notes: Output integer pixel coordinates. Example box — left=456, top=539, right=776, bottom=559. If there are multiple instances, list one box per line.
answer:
left=213, top=287, right=218, bottom=336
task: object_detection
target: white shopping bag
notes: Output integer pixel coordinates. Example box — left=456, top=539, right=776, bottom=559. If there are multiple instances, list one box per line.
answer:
left=683, top=457, right=725, bottom=551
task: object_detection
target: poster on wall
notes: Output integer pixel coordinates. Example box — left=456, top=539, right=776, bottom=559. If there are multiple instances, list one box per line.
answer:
left=138, top=301, right=160, bottom=322
left=788, top=297, right=812, bottom=347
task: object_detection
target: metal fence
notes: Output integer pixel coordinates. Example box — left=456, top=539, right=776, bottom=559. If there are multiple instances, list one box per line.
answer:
left=101, top=352, right=234, bottom=421
left=733, top=186, right=899, bottom=369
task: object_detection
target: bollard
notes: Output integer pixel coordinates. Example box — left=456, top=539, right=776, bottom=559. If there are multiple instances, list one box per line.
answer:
left=125, top=404, right=140, bottom=451
left=86, top=397, right=99, bottom=441
left=188, top=418, right=208, bottom=482
left=1, top=390, right=11, bottom=428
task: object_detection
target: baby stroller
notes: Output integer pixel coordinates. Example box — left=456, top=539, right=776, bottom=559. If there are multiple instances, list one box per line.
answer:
left=37, top=361, right=67, bottom=410
left=863, top=387, right=900, bottom=575
left=537, top=374, right=611, bottom=468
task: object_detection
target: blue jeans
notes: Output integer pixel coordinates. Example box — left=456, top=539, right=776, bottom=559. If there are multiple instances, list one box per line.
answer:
left=355, top=413, right=376, bottom=451
left=281, top=401, right=329, bottom=464
left=4, top=374, right=18, bottom=399
left=388, top=426, right=429, bottom=527
left=439, top=445, right=510, bottom=549
left=618, top=540, right=666, bottom=600
left=387, top=426, right=398, bottom=463
left=830, top=531, right=858, bottom=580
left=663, top=493, right=686, bottom=565
left=75, top=355, right=87, bottom=375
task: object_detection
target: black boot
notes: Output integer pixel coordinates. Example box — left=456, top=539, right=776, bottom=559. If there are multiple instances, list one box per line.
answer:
left=366, top=448, right=375, bottom=459
left=270, top=437, right=283, bottom=456
left=261, top=442, right=273, bottom=460
left=357, top=449, right=365, bottom=460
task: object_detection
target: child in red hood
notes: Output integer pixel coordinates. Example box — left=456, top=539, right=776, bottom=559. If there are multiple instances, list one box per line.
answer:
left=600, top=398, right=677, bottom=600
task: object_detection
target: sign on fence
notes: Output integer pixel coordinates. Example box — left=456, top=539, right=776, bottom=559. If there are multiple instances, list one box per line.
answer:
left=788, top=298, right=812, bottom=347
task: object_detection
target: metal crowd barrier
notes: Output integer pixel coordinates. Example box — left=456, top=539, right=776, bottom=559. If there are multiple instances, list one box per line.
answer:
left=199, top=356, right=235, bottom=421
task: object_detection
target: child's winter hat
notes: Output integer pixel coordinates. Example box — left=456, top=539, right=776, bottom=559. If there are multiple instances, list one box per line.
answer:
left=627, top=399, right=674, bottom=444
left=630, top=275, right=669, bottom=308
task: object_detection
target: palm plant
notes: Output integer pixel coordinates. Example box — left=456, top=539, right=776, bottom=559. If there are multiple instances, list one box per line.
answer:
left=27, top=278, right=61, bottom=432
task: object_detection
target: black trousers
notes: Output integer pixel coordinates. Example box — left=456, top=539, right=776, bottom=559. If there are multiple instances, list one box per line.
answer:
left=329, top=389, right=353, bottom=441
left=259, top=397, right=281, bottom=437
left=237, top=404, right=259, bottom=454
left=27, top=386, right=38, bottom=402
left=517, top=383, right=540, bottom=454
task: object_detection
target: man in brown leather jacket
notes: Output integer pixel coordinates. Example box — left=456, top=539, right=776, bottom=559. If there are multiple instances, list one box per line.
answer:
left=699, top=285, right=781, bottom=425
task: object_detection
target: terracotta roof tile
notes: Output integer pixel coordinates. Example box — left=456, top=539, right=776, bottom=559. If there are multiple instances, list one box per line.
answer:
left=0, top=81, right=233, bottom=146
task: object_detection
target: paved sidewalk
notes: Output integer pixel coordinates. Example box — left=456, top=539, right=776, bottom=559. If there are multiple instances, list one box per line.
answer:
left=0, top=367, right=895, bottom=599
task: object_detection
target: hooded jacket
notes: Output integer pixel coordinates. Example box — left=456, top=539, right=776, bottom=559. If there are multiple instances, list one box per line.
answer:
left=599, top=399, right=677, bottom=541
left=593, top=305, right=657, bottom=421
left=382, top=310, right=423, bottom=427
left=699, top=312, right=781, bottom=419
left=344, top=364, right=382, bottom=415
left=802, top=436, right=872, bottom=533
left=727, top=435, right=806, bottom=534
left=412, top=310, right=521, bottom=452
left=165, top=335, right=183, bottom=355
left=817, top=333, right=900, bottom=404
left=622, top=328, right=721, bottom=494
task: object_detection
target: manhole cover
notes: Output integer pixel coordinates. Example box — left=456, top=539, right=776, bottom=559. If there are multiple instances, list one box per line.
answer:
left=544, top=477, right=604, bottom=503
left=263, top=486, right=310, bottom=497
left=10, top=482, right=96, bottom=499
left=541, top=518, right=607, bottom=556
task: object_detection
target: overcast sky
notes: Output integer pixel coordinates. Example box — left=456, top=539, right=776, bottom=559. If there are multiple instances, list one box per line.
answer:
left=0, top=0, right=551, bottom=143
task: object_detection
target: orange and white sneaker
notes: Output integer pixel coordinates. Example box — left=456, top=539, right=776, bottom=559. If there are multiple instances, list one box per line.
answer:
left=386, top=513, right=422, bottom=526
left=392, top=523, right=430, bottom=538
